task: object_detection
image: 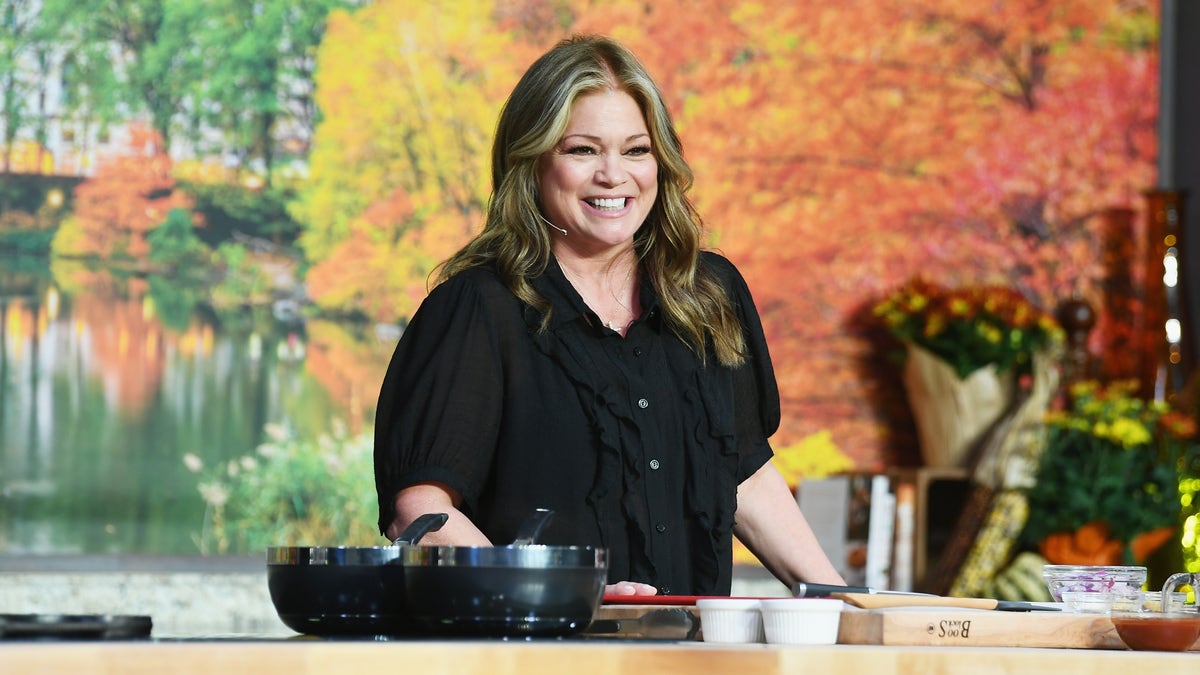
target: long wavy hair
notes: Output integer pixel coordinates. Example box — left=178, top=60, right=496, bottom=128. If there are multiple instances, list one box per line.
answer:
left=436, top=35, right=745, bottom=366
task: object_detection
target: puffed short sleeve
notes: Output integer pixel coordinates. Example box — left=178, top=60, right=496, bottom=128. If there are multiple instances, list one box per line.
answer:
left=373, top=271, right=507, bottom=533
left=703, top=253, right=781, bottom=482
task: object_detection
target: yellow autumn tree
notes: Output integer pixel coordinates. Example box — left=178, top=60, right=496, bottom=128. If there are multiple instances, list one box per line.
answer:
left=293, top=0, right=539, bottom=321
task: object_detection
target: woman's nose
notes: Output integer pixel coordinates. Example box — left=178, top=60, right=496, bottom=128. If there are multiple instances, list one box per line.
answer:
left=595, top=155, right=629, bottom=186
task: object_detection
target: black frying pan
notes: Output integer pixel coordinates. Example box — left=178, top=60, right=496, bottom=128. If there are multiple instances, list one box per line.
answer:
left=400, top=508, right=608, bottom=636
left=265, top=512, right=448, bottom=636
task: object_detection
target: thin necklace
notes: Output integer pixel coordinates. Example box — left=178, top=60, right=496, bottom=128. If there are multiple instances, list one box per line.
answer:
left=605, top=277, right=635, bottom=333
left=558, top=258, right=638, bottom=334
left=604, top=316, right=635, bottom=334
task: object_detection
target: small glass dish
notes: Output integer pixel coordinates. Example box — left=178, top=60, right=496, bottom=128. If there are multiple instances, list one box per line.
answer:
left=1042, top=564, right=1146, bottom=602
left=1111, top=611, right=1200, bottom=651
left=1061, top=591, right=1115, bottom=614
left=1140, top=591, right=1189, bottom=613
left=1110, top=592, right=1145, bottom=613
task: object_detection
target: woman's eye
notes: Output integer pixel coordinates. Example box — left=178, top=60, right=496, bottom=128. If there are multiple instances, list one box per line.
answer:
left=565, top=145, right=597, bottom=155
left=625, top=145, right=652, bottom=156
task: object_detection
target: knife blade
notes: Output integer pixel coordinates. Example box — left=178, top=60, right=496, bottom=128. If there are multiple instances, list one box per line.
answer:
left=584, top=608, right=700, bottom=639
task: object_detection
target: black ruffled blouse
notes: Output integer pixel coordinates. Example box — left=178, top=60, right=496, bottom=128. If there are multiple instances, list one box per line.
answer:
left=373, top=251, right=780, bottom=596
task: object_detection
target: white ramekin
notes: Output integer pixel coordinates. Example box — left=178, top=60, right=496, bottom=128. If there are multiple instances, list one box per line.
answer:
left=696, top=598, right=764, bottom=644
left=758, top=597, right=844, bottom=645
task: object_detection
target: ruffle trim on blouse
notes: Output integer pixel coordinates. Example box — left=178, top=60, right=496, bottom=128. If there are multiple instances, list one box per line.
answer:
left=526, top=267, right=741, bottom=594
left=525, top=305, right=658, bottom=580
left=669, top=338, right=740, bottom=593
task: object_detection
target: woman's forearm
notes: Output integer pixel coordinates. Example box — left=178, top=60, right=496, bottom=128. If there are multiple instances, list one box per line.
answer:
left=733, top=462, right=846, bottom=588
left=386, top=482, right=492, bottom=546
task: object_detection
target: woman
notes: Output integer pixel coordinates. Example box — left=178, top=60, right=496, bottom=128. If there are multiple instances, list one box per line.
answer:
left=374, top=35, right=844, bottom=596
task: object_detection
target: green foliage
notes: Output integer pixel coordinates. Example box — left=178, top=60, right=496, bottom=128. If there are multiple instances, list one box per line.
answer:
left=178, top=181, right=302, bottom=245
left=192, top=0, right=362, bottom=183
left=210, top=242, right=274, bottom=308
left=187, top=422, right=380, bottom=554
left=147, top=274, right=205, bottom=332
left=1023, top=380, right=1200, bottom=555
left=37, top=0, right=356, bottom=174
left=147, top=208, right=212, bottom=271
left=0, top=228, right=56, bottom=254
left=0, top=175, right=81, bottom=214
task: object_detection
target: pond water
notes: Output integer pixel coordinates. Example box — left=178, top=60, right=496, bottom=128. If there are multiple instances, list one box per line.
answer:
left=0, top=254, right=395, bottom=555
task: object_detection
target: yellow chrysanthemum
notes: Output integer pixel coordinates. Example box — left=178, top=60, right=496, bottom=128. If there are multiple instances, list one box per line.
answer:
left=1093, top=417, right=1153, bottom=449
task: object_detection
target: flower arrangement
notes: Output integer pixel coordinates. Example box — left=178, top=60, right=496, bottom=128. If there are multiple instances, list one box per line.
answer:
left=1022, top=380, right=1200, bottom=565
left=873, top=277, right=1064, bottom=379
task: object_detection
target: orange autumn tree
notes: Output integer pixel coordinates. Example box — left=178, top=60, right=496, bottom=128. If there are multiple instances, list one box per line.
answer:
left=571, top=0, right=1157, bottom=464
left=52, top=125, right=194, bottom=263
left=296, top=0, right=1157, bottom=466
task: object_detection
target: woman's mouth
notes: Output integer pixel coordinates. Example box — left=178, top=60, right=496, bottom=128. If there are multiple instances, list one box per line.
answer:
left=586, top=197, right=627, bottom=211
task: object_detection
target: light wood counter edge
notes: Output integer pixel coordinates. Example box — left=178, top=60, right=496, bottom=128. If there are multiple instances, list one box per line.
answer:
left=2, top=640, right=1197, bottom=675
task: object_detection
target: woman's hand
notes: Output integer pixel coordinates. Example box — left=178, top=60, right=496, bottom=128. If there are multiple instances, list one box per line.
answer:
left=603, top=581, right=660, bottom=597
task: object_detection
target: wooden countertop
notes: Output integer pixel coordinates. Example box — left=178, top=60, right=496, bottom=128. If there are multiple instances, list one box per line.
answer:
left=2, top=639, right=1197, bottom=675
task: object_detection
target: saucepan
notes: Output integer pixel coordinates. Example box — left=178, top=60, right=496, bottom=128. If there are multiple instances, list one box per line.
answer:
left=400, top=508, right=609, bottom=637
left=265, top=512, right=448, bottom=636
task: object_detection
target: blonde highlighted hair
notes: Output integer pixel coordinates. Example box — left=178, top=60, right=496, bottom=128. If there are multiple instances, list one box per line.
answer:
left=437, top=35, right=746, bottom=366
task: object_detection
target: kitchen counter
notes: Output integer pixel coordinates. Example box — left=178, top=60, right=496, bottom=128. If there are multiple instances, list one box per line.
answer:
left=1, top=639, right=1196, bottom=675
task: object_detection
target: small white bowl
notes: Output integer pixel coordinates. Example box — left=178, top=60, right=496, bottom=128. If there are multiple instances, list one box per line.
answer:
left=696, top=598, right=764, bottom=643
left=759, top=598, right=844, bottom=645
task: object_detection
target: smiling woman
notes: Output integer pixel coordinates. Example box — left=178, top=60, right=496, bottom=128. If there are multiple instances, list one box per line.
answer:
left=373, top=35, right=845, bottom=599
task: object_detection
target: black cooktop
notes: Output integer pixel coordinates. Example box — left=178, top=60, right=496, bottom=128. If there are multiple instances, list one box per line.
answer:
left=0, top=614, right=153, bottom=640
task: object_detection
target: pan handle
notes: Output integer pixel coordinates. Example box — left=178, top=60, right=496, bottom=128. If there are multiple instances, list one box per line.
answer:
left=391, top=512, right=450, bottom=546
left=511, top=508, right=555, bottom=546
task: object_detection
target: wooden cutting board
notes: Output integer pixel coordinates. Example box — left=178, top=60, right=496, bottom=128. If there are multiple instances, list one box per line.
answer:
left=836, top=606, right=1177, bottom=649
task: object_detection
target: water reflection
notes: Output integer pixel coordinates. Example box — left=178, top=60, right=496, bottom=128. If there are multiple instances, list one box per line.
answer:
left=0, top=255, right=391, bottom=555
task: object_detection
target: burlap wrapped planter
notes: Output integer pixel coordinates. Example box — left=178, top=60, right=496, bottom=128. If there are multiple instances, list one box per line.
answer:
left=902, top=342, right=1016, bottom=468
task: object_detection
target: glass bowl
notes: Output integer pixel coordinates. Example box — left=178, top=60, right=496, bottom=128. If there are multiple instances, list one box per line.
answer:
left=1042, top=564, right=1146, bottom=602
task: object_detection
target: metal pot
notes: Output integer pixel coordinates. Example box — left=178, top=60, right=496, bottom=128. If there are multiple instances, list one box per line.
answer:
left=265, top=512, right=447, bottom=636
left=399, top=509, right=608, bottom=637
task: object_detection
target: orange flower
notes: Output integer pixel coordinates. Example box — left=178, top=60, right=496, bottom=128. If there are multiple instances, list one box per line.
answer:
left=873, top=277, right=1063, bottom=379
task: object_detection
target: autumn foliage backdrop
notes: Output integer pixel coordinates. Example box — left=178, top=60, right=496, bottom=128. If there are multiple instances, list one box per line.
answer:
left=293, top=0, right=1157, bottom=468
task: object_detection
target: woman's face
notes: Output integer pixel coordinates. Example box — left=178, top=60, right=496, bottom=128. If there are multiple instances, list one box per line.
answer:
left=538, top=88, right=658, bottom=253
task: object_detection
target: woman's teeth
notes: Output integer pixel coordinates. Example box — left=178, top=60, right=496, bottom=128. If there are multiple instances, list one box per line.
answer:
left=588, top=197, right=626, bottom=210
